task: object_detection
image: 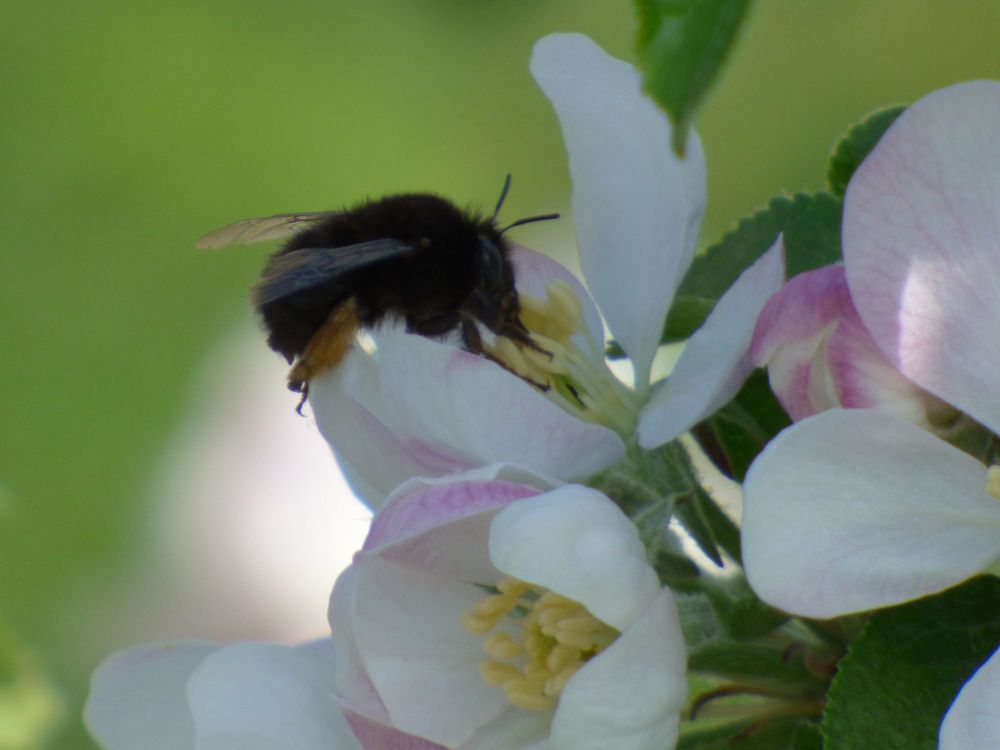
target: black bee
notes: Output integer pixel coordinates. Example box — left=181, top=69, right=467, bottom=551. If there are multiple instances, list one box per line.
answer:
left=198, top=176, right=557, bottom=407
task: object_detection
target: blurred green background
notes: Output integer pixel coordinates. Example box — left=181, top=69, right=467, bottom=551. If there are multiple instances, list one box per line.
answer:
left=3, top=1, right=1000, bottom=747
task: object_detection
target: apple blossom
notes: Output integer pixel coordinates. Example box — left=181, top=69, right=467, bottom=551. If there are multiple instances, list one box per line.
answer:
left=308, top=34, right=785, bottom=507
left=740, top=81, right=1000, bottom=743
left=329, top=465, right=686, bottom=750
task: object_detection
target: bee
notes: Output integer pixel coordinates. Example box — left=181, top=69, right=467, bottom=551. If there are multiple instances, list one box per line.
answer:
left=198, top=176, right=558, bottom=409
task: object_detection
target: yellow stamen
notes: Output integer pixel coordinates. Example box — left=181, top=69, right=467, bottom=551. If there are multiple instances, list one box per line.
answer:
left=484, top=280, right=641, bottom=437
left=461, top=575, right=620, bottom=711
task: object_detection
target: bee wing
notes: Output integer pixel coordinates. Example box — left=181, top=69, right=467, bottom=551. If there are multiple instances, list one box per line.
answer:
left=196, top=211, right=336, bottom=249
left=251, top=239, right=416, bottom=306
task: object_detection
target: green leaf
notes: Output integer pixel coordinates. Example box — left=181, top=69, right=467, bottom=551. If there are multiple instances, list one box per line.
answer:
left=692, top=369, right=791, bottom=481
left=827, top=106, right=905, bottom=198
left=635, top=0, right=753, bottom=155
left=678, top=192, right=843, bottom=303
left=699, top=575, right=789, bottom=641
left=597, top=441, right=741, bottom=569
left=793, top=723, right=823, bottom=750
left=824, top=576, right=1000, bottom=749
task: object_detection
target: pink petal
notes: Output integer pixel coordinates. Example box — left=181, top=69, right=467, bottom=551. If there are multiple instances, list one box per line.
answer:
left=752, top=264, right=935, bottom=423
left=844, top=81, right=1000, bottom=434
left=743, top=409, right=1000, bottom=618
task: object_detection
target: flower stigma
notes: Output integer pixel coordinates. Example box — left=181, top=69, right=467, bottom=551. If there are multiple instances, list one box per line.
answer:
left=461, top=576, right=619, bottom=711
left=490, top=280, right=639, bottom=436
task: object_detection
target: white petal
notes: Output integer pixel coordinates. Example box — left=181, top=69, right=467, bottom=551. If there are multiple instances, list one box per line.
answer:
left=844, top=81, right=1000, bottom=434
left=84, top=641, right=217, bottom=750
left=531, top=33, right=706, bottom=390
left=310, top=330, right=623, bottom=506
left=638, top=237, right=784, bottom=447
left=351, top=556, right=507, bottom=747
left=489, top=486, right=661, bottom=631
left=187, top=641, right=360, bottom=750
left=743, top=409, right=1000, bottom=618
left=940, top=647, right=1000, bottom=750
left=552, top=590, right=685, bottom=750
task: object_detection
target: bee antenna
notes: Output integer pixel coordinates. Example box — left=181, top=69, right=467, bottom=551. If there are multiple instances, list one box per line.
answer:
left=499, top=213, right=561, bottom=235
left=492, top=173, right=513, bottom=222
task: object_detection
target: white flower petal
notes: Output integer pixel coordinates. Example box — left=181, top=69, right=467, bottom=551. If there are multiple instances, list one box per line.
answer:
left=351, top=556, right=507, bottom=747
left=187, top=641, right=360, bottom=750
left=552, top=590, right=685, bottom=750
left=489, top=486, right=661, bottom=631
left=844, top=80, right=1000, bottom=434
left=638, top=237, right=785, bottom=447
left=84, top=641, right=217, bottom=750
left=940, top=647, right=1000, bottom=750
left=743, top=409, right=1000, bottom=618
left=531, top=33, right=706, bottom=389
left=310, top=330, right=624, bottom=506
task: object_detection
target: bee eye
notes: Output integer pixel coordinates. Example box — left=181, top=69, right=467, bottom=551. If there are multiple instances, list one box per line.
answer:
left=477, top=237, right=505, bottom=289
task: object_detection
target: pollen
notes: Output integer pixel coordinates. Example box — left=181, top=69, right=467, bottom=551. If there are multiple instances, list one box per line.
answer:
left=462, top=575, right=619, bottom=712
left=488, top=281, right=640, bottom=436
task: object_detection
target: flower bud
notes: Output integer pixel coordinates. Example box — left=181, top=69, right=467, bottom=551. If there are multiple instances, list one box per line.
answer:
left=750, top=265, right=944, bottom=426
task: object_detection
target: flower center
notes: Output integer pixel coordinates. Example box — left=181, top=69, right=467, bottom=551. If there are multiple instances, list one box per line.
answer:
left=490, top=281, right=639, bottom=436
left=461, top=576, right=619, bottom=711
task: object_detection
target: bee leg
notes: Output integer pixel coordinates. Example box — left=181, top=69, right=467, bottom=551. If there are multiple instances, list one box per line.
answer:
left=295, top=384, right=309, bottom=416
left=406, top=313, right=462, bottom=338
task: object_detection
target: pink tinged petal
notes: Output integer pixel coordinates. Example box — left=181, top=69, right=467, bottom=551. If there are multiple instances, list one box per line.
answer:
left=843, top=81, right=1000, bottom=434
left=510, top=245, right=605, bottom=350
left=84, top=641, right=217, bottom=750
left=751, top=264, right=934, bottom=424
left=743, top=409, right=1000, bottom=618
left=369, top=482, right=535, bottom=583
left=530, top=33, right=707, bottom=390
left=187, top=641, right=360, bottom=750
left=310, top=329, right=624, bottom=504
left=489, top=486, right=661, bottom=631
left=551, top=589, right=685, bottom=750
left=638, top=237, right=785, bottom=447
left=345, top=712, right=448, bottom=750
left=350, top=556, right=508, bottom=747
left=940, top=647, right=1000, bottom=750
left=365, top=477, right=541, bottom=552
